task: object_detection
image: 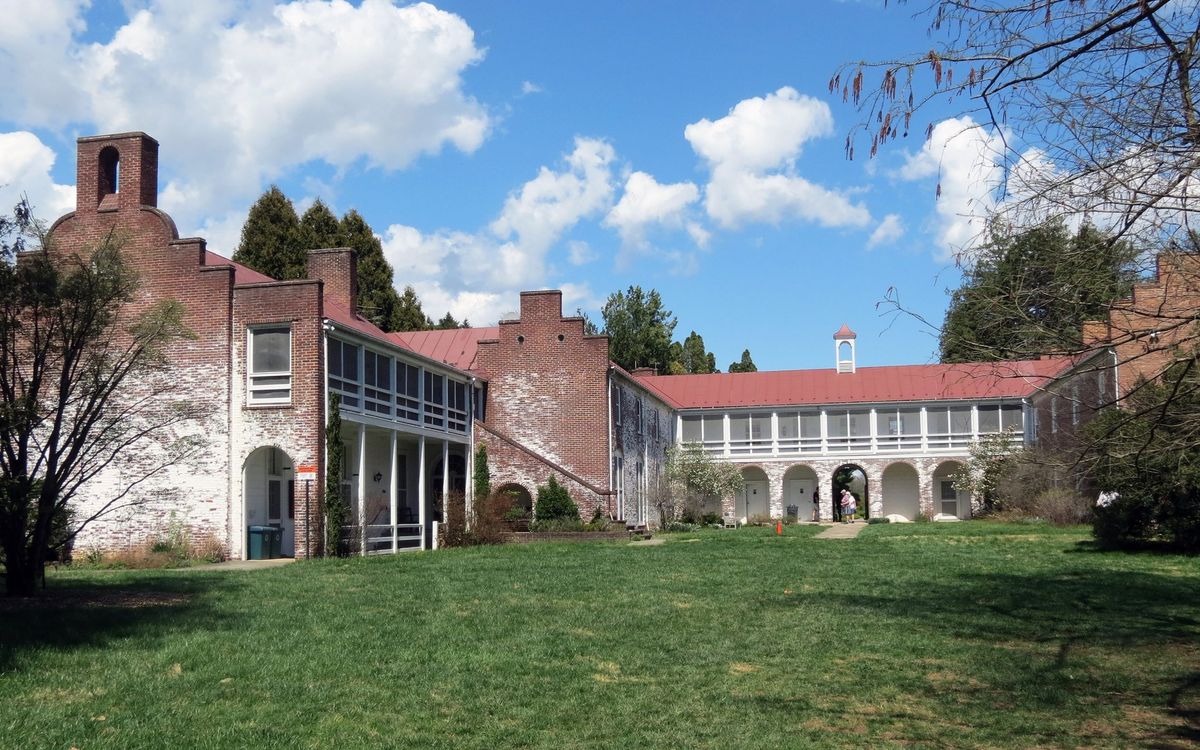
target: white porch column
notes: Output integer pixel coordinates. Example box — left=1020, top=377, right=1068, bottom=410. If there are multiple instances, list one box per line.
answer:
left=722, top=413, right=731, bottom=457
left=869, top=408, right=878, bottom=453
left=357, top=423, right=366, bottom=556
left=770, top=412, right=779, bottom=456
left=436, top=439, right=449, bottom=551
left=820, top=410, right=829, bottom=453
left=389, top=430, right=398, bottom=553
left=920, top=406, right=929, bottom=452
left=418, top=435, right=427, bottom=550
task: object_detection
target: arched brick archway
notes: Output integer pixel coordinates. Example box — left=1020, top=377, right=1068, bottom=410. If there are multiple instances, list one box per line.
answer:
left=932, top=461, right=969, bottom=519
left=495, top=483, right=533, bottom=514
left=739, top=466, right=770, bottom=520
left=242, top=445, right=296, bottom=558
left=881, top=461, right=920, bottom=521
left=783, top=464, right=820, bottom=521
left=832, top=464, right=868, bottom=520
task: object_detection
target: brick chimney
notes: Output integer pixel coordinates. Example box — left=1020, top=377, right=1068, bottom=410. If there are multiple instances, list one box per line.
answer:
left=519, top=290, right=563, bottom=321
left=76, top=132, right=159, bottom=214
left=631, top=367, right=656, bottom=377
left=307, top=248, right=358, bottom=313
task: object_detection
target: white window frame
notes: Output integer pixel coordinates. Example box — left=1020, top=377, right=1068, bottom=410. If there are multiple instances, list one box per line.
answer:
left=247, top=325, right=292, bottom=405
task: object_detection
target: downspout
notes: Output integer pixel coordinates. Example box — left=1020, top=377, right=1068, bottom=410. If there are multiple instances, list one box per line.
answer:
left=606, top=366, right=613, bottom=520
left=319, top=320, right=333, bottom=558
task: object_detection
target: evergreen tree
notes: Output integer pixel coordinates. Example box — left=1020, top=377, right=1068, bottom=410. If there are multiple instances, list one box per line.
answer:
left=324, top=393, right=347, bottom=557
left=939, top=220, right=1138, bottom=363
left=601, top=286, right=677, bottom=373
left=339, top=210, right=406, bottom=331
left=671, top=330, right=719, bottom=374
left=297, top=199, right=342, bottom=251
left=728, top=349, right=757, bottom=373
left=233, top=186, right=304, bottom=280
left=434, top=312, right=461, bottom=330
left=394, top=285, right=433, bottom=332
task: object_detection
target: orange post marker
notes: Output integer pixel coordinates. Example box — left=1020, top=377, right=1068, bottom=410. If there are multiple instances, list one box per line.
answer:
left=776, top=520, right=783, bottom=535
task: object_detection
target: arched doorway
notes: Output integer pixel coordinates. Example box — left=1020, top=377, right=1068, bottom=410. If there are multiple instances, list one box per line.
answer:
left=243, top=446, right=296, bottom=557
left=832, top=464, right=868, bottom=521
left=932, top=461, right=969, bottom=519
left=783, top=465, right=819, bottom=522
left=881, top=462, right=919, bottom=521
left=739, top=467, right=769, bottom=520
left=495, top=483, right=533, bottom=516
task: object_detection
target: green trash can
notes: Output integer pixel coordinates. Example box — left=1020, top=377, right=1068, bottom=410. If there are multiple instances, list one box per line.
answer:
left=247, top=525, right=272, bottom=560
left=266, top=525, right=282, bottom=558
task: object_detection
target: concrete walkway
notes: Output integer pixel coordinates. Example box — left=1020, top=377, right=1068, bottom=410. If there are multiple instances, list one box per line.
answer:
left=815, top=522, right=868, bottom=540
left=206, top=558, right=295, bottom=571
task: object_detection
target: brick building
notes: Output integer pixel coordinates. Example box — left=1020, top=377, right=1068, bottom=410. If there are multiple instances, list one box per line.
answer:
left=43, top=132, right=1195, bottom=557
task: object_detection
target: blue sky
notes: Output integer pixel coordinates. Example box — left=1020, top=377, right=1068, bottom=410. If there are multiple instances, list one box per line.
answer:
left=0, top=0, right=1009, bottom=371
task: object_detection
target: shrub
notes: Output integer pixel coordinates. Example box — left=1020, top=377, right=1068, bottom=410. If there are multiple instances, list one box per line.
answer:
left=867, top=517, right=890, bottom=524
left=530, top=518, right=585, bottom=532
left=534, top=476, right=579, bottom=522
left=1030, top=488, right=1092, bottom=526
left=748, top=513, right=774, bottom=526
left=442, top=490, right=468, bottom=548
left=469, top=491, right=513, bottom=545
left=1093, top=488, right=1200, bottom=551
left=700, top=513, right=721, bottom=526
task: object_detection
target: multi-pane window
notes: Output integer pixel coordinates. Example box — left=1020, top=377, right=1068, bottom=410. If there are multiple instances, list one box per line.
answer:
left=977, top=403, right=1024, bottom=439
left=928, top=406, right=973, bottom=448
left=775, top=412, right=821, bottom=453
left=423, top=371, right=445, bottom=428
left=827, top=409, right=870, bottom=451
left=248, top=326, right=291, bottom=404
left=612, top=456, right=624, bottom=520
left=448, top=380, right=468, bottom=432
left=328, top=338, right=360, bottom=408
left=636, top=398, right=643, bottom=435
left=680, top=415, right=725, bottom=455
left=612, top=385, right=622, bottom=426
left=363, top=350, right=392, bottom=416
left=729, top=412, right=772, bottom=454
left=395, top=361, right=420, bottom=422
left=876, top=408, right=921, bottom=450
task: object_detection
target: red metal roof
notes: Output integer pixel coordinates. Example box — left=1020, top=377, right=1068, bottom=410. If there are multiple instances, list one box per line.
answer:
left=391, top=327, right=500, bottom=371
left=635, top=359, right=1075, bottom=409
left=204, top=250, right=274, bottom=285
left=834, top=323, right=857, bottom=339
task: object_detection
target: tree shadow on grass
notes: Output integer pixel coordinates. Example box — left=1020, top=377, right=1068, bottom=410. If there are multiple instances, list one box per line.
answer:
left=0, top=573, right=244, bottom=674
left=766, top=568, right=1200, bottom=747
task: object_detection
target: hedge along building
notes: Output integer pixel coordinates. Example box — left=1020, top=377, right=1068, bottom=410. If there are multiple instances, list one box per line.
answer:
left=46, top=132, right=478, bottom=559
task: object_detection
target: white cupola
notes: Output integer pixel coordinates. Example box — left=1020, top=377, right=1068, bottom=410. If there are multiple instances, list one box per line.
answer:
left=834, top=323, right=857, bottom=373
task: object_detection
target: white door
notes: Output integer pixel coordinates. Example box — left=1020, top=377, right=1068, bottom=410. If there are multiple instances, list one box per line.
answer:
left=742, top=481, right=768, bottom=519
left=786, top=479, right=813, bottom=520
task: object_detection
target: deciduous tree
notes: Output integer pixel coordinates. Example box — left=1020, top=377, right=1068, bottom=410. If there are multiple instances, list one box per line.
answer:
left=0, top=202, right=199, bottom=596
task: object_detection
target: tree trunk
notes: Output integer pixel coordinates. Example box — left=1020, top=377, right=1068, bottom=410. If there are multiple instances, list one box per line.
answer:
left=2, top=539, right=37, bottom=597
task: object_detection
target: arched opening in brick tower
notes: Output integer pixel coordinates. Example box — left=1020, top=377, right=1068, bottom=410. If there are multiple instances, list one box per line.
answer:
left=97, top=146, right=120, bottom=206
left=242, top=446, right=296, bottom=558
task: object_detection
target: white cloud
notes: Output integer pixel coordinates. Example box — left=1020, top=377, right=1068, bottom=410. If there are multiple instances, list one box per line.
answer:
left=686, top=222, right=711, bottom=249
left=685, top=87, right=871, bottom=229
left=381, top=137, right=617, bottom=325
left=866, top=213, right=905, bottom=249
left=603, top=171, right=699, bottom=245
left=0, top=0, right=490, bottom=237
left=566, top=240, right=595, bottom=266
left=0, top=131, right=76, bottom=221
left=521, top=81, right=543, bottom=95
left=897, top=116, right=1004, bottom=260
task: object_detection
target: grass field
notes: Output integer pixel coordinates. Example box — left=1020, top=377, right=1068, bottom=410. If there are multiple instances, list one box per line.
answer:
left=2, top=522, right=1198, bottom=749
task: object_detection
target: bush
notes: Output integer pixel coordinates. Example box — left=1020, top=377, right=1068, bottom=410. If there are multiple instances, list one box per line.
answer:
left=1093, top=489, right=1200, bottom=551
left=1030, top=488, right=1092, bottom=526
left=530, top=518, right=585, bottom=532
left=747, top=513, right=774, bottom=526
left=867, top=517, right=890, bottom=525
left=78, top=526, right=227, bottom=568
left=700, top=512, right=721, bottom=526
left=534, top=476, right=579, bottom=522
left=442, top=491, right=468, bottom=548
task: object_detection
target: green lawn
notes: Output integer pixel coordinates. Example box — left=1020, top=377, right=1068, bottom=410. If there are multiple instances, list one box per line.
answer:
left=2, top=523, right=1198, bottom=749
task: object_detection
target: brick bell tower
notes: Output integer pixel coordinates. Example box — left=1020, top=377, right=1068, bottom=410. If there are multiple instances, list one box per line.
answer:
left=75, top=132, right=160, bottom=215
